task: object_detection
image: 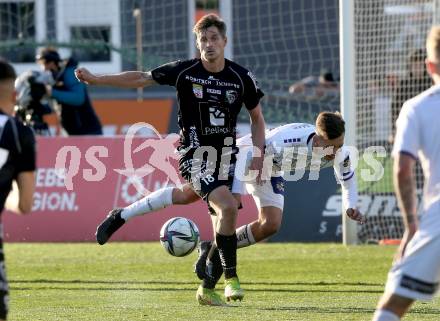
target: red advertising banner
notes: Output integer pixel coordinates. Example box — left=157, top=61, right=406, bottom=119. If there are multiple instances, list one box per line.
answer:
left=3, top=135, right=258, bottom=242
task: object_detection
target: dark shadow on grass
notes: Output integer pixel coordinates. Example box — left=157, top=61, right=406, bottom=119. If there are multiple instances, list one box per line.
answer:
left=10, top=286, right=383, bottom=294
left=261, top=306, right=375, bottom=314
left=9, top=279, right=382, bottom=287
left=260, top=306, right=440, bottom=315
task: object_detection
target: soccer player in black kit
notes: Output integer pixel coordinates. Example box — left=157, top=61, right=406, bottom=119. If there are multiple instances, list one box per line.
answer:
left=0, top=59, right=36, bottom=320
left=76, top=14, right=266, bottom=305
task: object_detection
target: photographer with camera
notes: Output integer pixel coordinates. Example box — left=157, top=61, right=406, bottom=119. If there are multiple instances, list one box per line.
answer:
left=36, top=47, right=102, bottom=135
left=15, top=70, right=53, bottom=135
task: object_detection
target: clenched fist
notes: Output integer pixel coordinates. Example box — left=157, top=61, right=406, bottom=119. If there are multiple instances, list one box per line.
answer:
left=346, top=208, right=366, bottom=224
left=75, top=68, right=98, bottom=85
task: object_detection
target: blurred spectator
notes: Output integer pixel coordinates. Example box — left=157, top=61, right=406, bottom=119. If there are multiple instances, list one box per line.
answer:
left=14, top=70, right=54, bottom=135
left=36, top=47, right=102, bottom=135
left=367, top=77, right=393, bottom=146
left=391, top=48, right=432, bottom=139
left=288, top=69, right=339, bottom=102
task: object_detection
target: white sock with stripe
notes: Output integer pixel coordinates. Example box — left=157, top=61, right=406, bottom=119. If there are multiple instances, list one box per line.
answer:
left=121, top=187, right=174, bottom=221
left=236, top=224, right=256, bottom=248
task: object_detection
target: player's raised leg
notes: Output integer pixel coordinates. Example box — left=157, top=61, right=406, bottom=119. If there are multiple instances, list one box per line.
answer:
left=96, top=185, right=199, bottom=245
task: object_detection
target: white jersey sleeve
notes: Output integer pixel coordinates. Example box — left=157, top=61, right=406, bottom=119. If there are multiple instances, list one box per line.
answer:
left=392, top=101, right=420, bottom=160
left=237, top=123, right=315, bottom=173
left=333, top=146, right=358, bottom=210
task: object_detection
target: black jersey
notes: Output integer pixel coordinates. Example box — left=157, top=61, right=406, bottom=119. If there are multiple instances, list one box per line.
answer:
left=151, top=58, right=264, bottom=151
left=0, top=111, right=36, bottom=213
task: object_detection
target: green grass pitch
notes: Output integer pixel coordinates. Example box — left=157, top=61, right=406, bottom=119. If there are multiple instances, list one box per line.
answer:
left=5, top=243, right=440, bottom=320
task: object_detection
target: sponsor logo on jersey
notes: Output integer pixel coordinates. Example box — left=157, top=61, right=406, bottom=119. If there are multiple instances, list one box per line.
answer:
left=271, top=176, right=285, bottom=195
left=186, top=75, right=212, bottom=85
left=343, top=156, right=350, bottom=168
left=207, top=88, right=221, bottom=95
left=247, top=71, right=260, bottom=89
left=283, top=138, right=300, bottom=143
left=192, top=84, right=203, bottom=98
left=215, top=80, right=240, bottom=88
left=204, top=127, right=230, bottom=135
left=209, top=106, right=225, bottom=126
left=225, top=90, right=238, bottom=104
left=189, top=126, right=200, bottom=148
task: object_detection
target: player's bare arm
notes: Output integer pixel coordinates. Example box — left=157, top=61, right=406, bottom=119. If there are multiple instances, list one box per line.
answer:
left=75, top=68, right=157, bottom=88
left=336, top=160, right=366, bottom=224
left=393, top=153, right=418, bottom=261
left=248, top=104, right=266, bottom=184
left=5, top=171, right=35, bottom=214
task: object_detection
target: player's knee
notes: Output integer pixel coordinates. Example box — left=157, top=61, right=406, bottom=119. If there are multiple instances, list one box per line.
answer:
left=216, top=199, right=238, bottom=216
left=260, top=218, right=281, bottom=237
left=173, top=187, right=198, bottom=205
left=181, top=191, right=199, bottom=204
left=172, top=193, right=187, bottom=204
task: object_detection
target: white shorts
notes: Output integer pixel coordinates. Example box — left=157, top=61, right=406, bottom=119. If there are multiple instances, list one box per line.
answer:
left=384, top=230, right=440, bottom=301
left=232, top=144, right=285, bottom=210
left=232, top=175, right=285, bottom=210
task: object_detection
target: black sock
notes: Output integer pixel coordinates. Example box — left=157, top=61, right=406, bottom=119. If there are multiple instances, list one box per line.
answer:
left=210, top=248, right=224, bottom=283
left=215, top=232, right=237, bottom=279
left=201, top=248, right=223, bottom=289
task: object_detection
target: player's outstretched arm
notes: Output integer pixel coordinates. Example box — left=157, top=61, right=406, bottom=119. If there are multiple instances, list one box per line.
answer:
left=75, top=68, right=157, bottom=88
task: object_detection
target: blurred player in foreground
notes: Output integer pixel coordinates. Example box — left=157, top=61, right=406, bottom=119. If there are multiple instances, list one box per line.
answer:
left=372, top=26, right=440, bottom=321
left=76, top=14, right=266, bottom=305
left=95, top=111, right=365, bottom=306
left=0, top=59, right=36, bottom=320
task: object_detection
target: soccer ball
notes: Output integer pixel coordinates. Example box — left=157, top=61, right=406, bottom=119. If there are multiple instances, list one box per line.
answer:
left=160, top=217, right=200, bottom=257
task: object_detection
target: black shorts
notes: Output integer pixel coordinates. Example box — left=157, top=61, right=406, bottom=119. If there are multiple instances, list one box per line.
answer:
left=0, top=241, right=8, bottom=320
left=178, top=148, right=236, bottom=201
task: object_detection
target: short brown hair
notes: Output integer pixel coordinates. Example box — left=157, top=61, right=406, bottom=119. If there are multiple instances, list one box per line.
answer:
left=427, top=25, right=440, bottom=63
left=0, top=58, right=16, bottom=82
left=193, top=14, right=226, bottom=38
left=36, top=47, right=61, bottom=63
left=315, top=111, right=345, bottom=139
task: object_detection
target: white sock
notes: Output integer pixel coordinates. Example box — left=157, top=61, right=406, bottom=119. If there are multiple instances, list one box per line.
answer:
left=121, top=187, right=174, bottom=221
left=236, top=224, right=256, bottom=248
left=372, top=309, right=400, bottom=321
